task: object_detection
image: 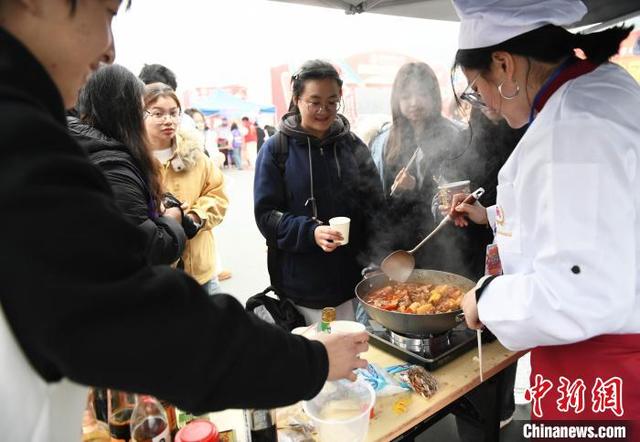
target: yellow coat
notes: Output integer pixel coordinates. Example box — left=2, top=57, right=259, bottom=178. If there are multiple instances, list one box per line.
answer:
left=157, top=128, right=228, bottom=284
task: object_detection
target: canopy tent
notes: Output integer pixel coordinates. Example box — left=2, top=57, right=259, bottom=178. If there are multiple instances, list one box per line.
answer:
left=191, top=89, right=276, bottom=117
left=268, top=0, right=640, bottom=31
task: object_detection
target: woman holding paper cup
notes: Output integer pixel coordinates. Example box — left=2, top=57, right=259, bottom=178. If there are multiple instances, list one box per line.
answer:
left=254, top=60, right=386, bottom=324
left=450, top=0, right=640, bottom=422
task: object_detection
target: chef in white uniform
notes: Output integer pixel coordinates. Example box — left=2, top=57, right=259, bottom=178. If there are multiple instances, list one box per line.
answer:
left=450, top=0, right=640, bottom=423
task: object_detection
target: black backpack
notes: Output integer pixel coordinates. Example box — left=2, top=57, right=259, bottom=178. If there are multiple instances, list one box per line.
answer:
left=245, top=286, right=306, bottom=331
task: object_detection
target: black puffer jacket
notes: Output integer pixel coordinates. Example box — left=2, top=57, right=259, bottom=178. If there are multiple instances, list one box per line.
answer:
left=68, top=117, right=186, bottom=265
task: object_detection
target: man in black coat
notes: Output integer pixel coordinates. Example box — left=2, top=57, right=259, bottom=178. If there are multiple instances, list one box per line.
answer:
left=0, top=0, right=368, bottom=436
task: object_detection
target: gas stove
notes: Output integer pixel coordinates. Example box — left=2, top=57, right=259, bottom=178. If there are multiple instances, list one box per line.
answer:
left=366, top=321, right=495, bottom=371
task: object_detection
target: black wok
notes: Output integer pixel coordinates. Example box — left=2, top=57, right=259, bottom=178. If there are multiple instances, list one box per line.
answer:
left=355, top=269, right=475, bottom=336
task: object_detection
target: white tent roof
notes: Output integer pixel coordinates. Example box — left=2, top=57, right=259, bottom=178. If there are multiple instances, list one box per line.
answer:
left=269, top=0, right=640, bottom=30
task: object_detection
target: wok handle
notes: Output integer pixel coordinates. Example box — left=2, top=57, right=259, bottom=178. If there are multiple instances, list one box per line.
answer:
left=362, top=265, right=382, bottom=279
left=456, top=312, right=465, bottom=323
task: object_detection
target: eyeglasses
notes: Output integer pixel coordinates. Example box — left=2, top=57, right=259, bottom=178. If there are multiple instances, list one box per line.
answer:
left=459, top=74, right=488, bottom=110
left=145, top=109, right=181, bottom=122
left=299, top=99, right=341, bottom=114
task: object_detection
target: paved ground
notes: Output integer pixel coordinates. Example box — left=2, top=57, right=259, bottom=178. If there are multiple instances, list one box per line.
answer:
left=215, top=167, right=531, bottom=441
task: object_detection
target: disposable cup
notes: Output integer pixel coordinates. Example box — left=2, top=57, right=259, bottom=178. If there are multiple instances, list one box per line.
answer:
left=303, top=379, right=375, bottom=442
left=329, top=217, right=350, bottom=246
left=330, top=320, right=366, bottom=334
left=438, top=180, right=471, bottom=211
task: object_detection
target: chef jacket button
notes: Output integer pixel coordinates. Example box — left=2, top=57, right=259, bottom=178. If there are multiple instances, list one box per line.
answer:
left=571, top=265, right=581, bottom=274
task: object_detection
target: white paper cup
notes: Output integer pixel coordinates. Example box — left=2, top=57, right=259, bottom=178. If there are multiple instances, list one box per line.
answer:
left=329, top=217, right=350, bottom=245
left=330, top=320, right=366, bottom=334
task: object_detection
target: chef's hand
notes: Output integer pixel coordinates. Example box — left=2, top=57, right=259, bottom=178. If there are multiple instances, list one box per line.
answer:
left=461, top=288, right=483, bottom=330
left=450, top=193, right=488, bottom=228
left=314, top=226, right=343, bottom=252
left=392, top=167, right=416, bottom=193
left=164, top=206, right=183, bottom=223
left=312, top=331, right=369, bottom=382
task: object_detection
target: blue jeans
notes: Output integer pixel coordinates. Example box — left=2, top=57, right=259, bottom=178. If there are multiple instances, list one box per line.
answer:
left=231, top=148, right=242, bottom=170
left=202, top=278, right=222, bottom=295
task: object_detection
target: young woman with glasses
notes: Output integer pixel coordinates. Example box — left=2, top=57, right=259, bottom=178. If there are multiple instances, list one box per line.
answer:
left=254, top=59, right=386, bottom=324
left=68, top=64, right=186, bottom=266
left=144, top=83, right=229, bottom=295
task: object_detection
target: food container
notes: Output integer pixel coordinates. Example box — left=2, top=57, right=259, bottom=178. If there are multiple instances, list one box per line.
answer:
left=303, top=379, right=375, bottom=442
left=174, top=419, right=219, bottom=442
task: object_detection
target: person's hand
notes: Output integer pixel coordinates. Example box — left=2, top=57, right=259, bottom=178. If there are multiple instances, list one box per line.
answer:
left=314, top=226, right=343, bottom=252
left=164, top=206, right=183, bottom=223
left=450, top=192, right=488, bottom=227
left=392, top=167, right=416, bottom=193
left=312, top=331, right=369, bottom=381
left=180, top=201, right=190, bottom=211
left=461, top=288, right=483, bottom=330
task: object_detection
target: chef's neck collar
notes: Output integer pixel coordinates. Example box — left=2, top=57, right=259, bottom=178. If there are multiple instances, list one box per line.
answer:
left=528, top=57, right=598, bottom=125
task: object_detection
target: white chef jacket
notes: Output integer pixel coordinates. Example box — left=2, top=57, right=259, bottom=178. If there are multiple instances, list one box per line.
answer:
left=478, top=62, right=640, bottom=351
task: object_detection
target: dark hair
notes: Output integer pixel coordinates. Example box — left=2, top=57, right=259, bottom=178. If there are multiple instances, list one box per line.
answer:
left=386, top=62, right=443, bottom=165
left=454, top=24, right=634, bottom=72
left=77, top=64, right=162, bottom=212
left=288, top=59, right=343, bottom=113
left=241, top=116, right=249, bottom=122
left=230, top=122, right=238, bottom=131
left=139, top=64, right=178, bottom=90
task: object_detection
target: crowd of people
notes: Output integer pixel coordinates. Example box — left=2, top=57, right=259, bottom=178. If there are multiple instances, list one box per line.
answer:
left=1, top=0, right=639, bottom=440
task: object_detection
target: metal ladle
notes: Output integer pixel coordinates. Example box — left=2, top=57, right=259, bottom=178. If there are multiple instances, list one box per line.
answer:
left=380, top=187, right=485, bottom=282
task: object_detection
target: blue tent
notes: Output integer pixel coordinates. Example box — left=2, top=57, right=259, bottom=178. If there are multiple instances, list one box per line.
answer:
left=191, top=89, right=276, bottom=117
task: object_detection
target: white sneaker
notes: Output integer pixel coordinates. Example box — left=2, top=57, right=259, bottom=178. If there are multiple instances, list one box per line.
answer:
left=500, top=414, right=514, bottom=429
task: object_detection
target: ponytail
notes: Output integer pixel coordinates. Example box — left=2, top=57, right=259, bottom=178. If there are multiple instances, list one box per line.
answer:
left=574, top=26, right=633, bottom=65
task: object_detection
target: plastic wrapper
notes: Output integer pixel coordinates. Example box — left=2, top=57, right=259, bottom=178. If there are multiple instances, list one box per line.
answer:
left=386, top=364, right=439, bottom=398
left=356, top=363, right=409, bottom=397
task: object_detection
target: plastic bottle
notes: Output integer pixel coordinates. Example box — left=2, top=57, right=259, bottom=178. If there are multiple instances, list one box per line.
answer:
left=130, top=395, right=171, bottom=442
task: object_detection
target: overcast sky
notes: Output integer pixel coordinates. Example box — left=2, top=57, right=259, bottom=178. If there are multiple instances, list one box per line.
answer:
left=112, top=0, right=460, bottom=103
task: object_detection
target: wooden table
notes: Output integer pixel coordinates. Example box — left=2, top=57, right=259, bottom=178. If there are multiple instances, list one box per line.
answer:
left=208, top=340, right=526, bottom=442
left=364, top=341, right=526, bottom=441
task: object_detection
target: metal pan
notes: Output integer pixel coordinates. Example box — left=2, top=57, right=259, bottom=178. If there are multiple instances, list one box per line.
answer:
left=355, top=269, right=475, bottom=336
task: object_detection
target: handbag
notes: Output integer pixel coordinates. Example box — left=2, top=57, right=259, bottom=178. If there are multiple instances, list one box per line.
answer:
left=245, top=286, right=306, bottom=332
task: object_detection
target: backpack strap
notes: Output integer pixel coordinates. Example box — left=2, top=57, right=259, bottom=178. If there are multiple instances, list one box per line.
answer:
left=266, top=132, right=289, bottom=294
left=272, top=131, right=289, bottom=175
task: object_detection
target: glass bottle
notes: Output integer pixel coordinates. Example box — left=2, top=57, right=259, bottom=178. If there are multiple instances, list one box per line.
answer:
left=319, top=307, right=336, bottom=333
left=108, top=390, right=137, bottom=442
left=130, top=395, right=171, bottom=442
left=82, top=390, right=110, bottom=442
left=159, top=399, right=178, bottom=439
left=245, top=409, right=277, bottom=442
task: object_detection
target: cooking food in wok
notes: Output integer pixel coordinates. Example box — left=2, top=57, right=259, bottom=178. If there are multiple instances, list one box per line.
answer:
left=364, top=282, right=464, bottom=314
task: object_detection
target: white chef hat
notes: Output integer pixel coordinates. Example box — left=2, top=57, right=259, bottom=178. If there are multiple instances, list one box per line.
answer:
left=452, top=0, right=588, bottom=50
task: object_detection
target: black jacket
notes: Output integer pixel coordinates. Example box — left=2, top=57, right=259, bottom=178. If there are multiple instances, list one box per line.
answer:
left=0, top=26, right=327, bottom=411
left=254, top=113, right=386, bottom=308
left=67, top=118, right=186, bottom=265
